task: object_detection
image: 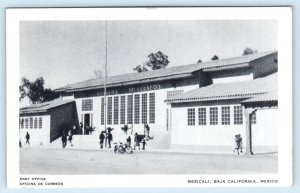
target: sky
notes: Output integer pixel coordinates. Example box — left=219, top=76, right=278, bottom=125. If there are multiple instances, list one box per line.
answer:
left=19, top=20, right=277, bottom=89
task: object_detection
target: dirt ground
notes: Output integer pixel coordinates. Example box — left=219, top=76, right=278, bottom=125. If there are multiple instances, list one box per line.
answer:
left=20, top=147, right=277, bottom=174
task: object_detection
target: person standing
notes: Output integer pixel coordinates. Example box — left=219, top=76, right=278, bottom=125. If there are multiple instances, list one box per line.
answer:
left=107, top=131, right=113, bottom=148
left=133, top=133, right=140, bottom=150
left=61, top=132, right=67, bottom=148
left=99, top=131, right=105, bottom=149
left=68, top=129, right=73, bottom=146
left=126, top=136, right=131, bottom=147
left=79, top=122, right=83, bottom=134
left=144, top=123, right=153, bottom=140
left=25, top=132, right=30, bottom=145
left=84, top=124, right=89, bottom=135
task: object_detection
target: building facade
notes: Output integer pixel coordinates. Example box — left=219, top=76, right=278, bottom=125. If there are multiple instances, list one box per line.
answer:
left=50, top=51, right=278, bottom=152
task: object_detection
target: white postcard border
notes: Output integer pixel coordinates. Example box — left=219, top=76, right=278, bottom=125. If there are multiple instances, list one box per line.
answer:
left=6, top=7, right=293, bottom=188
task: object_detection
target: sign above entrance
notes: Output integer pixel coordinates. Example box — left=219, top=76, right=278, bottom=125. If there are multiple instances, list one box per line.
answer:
left=95, top=84, right=161, bottom=96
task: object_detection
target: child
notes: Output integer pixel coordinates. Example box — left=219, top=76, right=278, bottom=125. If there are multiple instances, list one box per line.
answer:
left=141, top=138, right=147, bottom=150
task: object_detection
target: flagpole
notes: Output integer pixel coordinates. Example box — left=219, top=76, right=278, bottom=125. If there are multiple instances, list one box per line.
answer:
left=104, top=20, right=108, bottom=147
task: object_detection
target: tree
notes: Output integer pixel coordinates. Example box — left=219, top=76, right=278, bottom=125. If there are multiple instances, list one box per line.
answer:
left=19, top=77, right=59, bottom=104
left=43, top=88, right=60, bottom=102
left=197, top=59, right=202, bottom=63
left=211, top=55, right=219, bottom=60
left=133, top=64, right=149, bottom=73
left=243, top=48, right=258, bottom=55
left=134, top=51, right=170, bottom=73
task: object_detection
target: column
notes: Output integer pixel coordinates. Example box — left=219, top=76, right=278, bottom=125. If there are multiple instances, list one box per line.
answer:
left=244, top=107, right=256, bottom=155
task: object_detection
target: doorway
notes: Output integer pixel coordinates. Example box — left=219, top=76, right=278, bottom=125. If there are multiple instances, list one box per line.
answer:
left=84, top=113, right=90, bottom=135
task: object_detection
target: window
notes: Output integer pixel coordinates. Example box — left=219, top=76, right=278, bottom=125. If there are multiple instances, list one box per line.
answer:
left=107, top=97, right=112, bottom=125
left=34, top=117, right=38, bottom=129
left=134, top=94, right=140, bottom=124
left=82, top=99, right=93, bottom=111
left=187, top=108, right=195, bottom=126
left=149, top=93, right=155, bottom=124
left=120, top=96, right=126, bottom=124
left=251, top=111, right=256, bottom=124
left=166, top=90, right=184, bottom=99
left=25, top=118, right=28, bottom=129
left=234, top=106, right=243, bottom=125
left=127, top=95, right=133, bottom=124
left=39, top=117, right=42, bottom=129
left=221, top=106, right=230, bottom=125
left=209, top=107, right=218, bottom=125
left=20, top=118, right=24, bottom=129
left=30, top=117, right=33, bottom=129
left=91, top=113, right=93, bottom=127
left=113, top=96, right=119, bottom=124
left=101, top=98, right=104, bottom=125
left=198, top=108, right=206, bottom=125
left=142, top=93, right=147, bottom=124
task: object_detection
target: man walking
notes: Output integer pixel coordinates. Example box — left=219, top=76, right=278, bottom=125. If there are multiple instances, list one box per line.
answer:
left=133, top=133, right=140, bottom=150
left=25, top=132, right=30, bottom=145
left=107, top=131, right=113, bottom=148
left=61, top=132, right=67, bottom=148
left=99, top=131, right=105, bottom=149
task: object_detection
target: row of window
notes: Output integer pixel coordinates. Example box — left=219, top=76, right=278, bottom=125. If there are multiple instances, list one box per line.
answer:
left=82, top=93, right=156, bottom=125
left=187, top=106, right=256, bottom=126
left=20, top=117, right=43, bottom=129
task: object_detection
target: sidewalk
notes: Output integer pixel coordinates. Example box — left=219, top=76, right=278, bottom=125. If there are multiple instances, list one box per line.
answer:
left=30, top=143, right=277, bottom=157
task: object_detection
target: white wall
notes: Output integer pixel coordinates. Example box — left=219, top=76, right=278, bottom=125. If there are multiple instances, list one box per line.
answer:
left=171, top=104, right=245, bottom=146
left=19, top=115, right=51, bottom=146
left=73, top=84, right=199, bottom=142
left=252, top=108, right=278, bottom=146
left=171, top=104, right=278, bottom=148
left=212, top=73, right=253, bottom=84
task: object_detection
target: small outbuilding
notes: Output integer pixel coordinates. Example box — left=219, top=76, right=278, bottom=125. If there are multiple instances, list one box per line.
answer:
left=19, top=99, right=79, bottom=146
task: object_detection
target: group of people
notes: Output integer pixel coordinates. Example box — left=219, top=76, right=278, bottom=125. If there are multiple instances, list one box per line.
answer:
left=61, top=125, right=76, bottom=148
left=99, top=130, right=113, bottom=149
left=80, top=122, right=95, bottom=135
left=98, top=123, right=153, bottom=151
left=133, top=133, right=147, bottom=150
left=130, top=123, right=153, bottom=150
left=19, top=131, right=30, bottom=148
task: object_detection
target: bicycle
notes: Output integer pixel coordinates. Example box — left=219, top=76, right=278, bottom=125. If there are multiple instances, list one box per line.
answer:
left=114, top=142, right=133, bottom=154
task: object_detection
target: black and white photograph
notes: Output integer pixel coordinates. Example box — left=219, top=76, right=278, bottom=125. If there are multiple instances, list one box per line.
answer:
left=6, top=7, right=292, bottom=188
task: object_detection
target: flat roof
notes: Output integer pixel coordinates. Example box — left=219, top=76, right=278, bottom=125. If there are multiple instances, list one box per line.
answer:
left=165, top=73, right=277, bottom=103
left=55, top=51, right=277, bottom=92
left=20, top=99, right=74, bottom=114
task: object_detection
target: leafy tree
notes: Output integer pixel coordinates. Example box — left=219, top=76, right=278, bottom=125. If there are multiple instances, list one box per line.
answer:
left=134, top=51, right=170, bottom=73
left=211, top=55, right=219, bottom=60
left=43, top=88, right=60, bottom=102
left=133, top=64, right=149, bottom=73
left=197, top=59, right=202, bottom=63
left=19, top=77, right=59, bottom=104
left=243, top=48, right=258, bottom=55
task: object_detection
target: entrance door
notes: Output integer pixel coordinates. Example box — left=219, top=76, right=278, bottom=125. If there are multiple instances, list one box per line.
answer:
left=84, top=114, right=90, bottom=135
